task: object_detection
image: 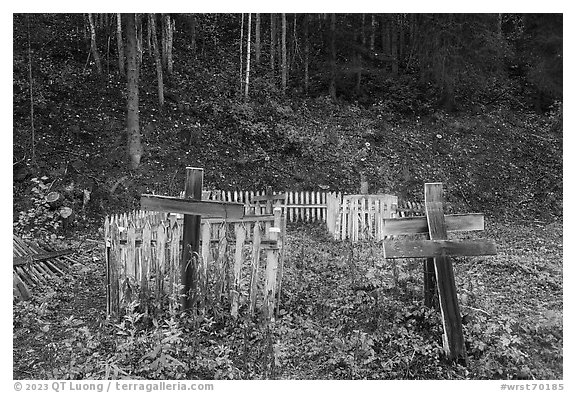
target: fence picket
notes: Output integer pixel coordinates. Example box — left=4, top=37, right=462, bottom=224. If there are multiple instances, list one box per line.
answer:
left=231, top=223, right=246, bottom=317
left=249, top=222, right=262, bottom=316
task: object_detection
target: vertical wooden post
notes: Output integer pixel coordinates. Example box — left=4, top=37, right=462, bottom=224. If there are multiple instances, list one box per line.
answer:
left=181, top=167, right=203, bottom=310
left=425, top=183, right=466, bottom=364
left=423, top=258, right=437, bottom=308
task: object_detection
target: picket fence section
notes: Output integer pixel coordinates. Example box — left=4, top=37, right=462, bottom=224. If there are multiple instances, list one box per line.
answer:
left=201, top=189, right=424, bottom=241
left=204, top=190, right=342, bottom=223
left=105, top=209, right=286, bottom=320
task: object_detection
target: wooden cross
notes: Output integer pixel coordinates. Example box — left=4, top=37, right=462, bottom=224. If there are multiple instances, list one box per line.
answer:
left=140, top=167, right=244, bottom=310
left=382, top=183, right=497, bottom=364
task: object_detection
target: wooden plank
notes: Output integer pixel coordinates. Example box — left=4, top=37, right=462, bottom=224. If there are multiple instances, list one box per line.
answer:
left=141, top=221, right=151, bottom=310
left=231, top=223, right=246, bottom=317
left=382, top=239, right=497, bottom=258
left=140, top=194, right=244, bottom=219
left=382, top=213, right=485, bottom=235
left=249, top=222, right=262, bottom=316
left=425, top=183, right=467, bottom=364
left=263, top=207, right=282, bottom=320
left=156, top=221, right=167, bottom=303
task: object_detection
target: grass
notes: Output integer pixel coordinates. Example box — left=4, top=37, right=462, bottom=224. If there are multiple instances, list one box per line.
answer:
left=13, top=216, right=562, bottom=380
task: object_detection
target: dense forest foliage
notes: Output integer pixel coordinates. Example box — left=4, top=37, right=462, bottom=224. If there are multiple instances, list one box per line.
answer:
left=13, top=13, right=562, bottom=230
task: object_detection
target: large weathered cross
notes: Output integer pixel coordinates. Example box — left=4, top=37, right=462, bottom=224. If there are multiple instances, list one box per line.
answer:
left=140, top=167, right=244, bottom=310
left=382, top=183, right=497, bottom=364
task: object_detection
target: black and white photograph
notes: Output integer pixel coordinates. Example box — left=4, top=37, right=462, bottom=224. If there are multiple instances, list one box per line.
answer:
left=11, top=9, right=564, bottom=389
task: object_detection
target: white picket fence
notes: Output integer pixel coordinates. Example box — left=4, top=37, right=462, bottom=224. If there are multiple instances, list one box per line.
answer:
left=201, top=190, right=424, bottom=241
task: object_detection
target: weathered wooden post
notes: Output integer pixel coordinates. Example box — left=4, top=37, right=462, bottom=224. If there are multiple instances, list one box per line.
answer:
left=181, top=167, right=203, bottom=310
left=382, top=182, right=497, bottom=363
left=140, top=167, right=244, bottom=312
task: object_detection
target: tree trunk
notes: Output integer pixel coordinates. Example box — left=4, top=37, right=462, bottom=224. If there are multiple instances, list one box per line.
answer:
left=355, top=16, right=363, bottom=95
left=255, top=13, right=261, bottom=64
left=329, top=13, right=337, bottom=100
left=270, top=13, right=276, bottom=73
left=136, top=14, right=143, bottom=64
left=167, top=17, right=174, bottom=75
left=190, top=14, right=197, bottom=54
left=281, top=13, right=287, bottom=94
left=391, top=15, right=399, bottom=75
left=146, top=15, right=152, bottom=52
left=27, top=15, right=35, bottom=162
left=239, top=13, right=244, bottom=95
left=88, top=13, right=102, bottom=74
left=161, top=14, right=168, bottom=70
left=124, top=14, right=143, bottom=170
left=116, top=14, right=125, bottom=76
left=245, top=13, right=252, bottom=99
left=303, top=13, right=309, bottom=93
left=149, top=14, right=164, bottom=107
left=370, top=14, right=376, bottom=51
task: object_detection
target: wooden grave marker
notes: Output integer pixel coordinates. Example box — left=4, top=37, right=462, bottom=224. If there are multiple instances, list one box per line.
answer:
left=140, top=167, right=244, bottom=310
left=382, top=183, right=497, bottom=363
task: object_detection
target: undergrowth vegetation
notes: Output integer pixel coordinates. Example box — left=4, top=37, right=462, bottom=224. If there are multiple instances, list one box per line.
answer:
left=13, top=220, right=562, bottom=380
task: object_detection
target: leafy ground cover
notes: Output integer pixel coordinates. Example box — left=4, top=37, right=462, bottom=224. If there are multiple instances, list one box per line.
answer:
left=13, top=217, right=562, bottom=380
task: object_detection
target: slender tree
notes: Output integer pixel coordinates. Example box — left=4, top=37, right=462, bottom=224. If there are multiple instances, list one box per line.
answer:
left=26, top=15, right=35, bottom=162
left=124, top=13, right=143, bottom=170
left=189, top=14, right=197, bottom=55
left=167, top=16, right=174, bottom=74
left=136, top=14, right=143, bottom=64
left=329, top=13, right=337, bottom=100
left=255, top=13, right=261, bottom=64
left=149, top=14, right=164, bottom=106
left=281, top=13, right=287, bottom=94
left=88, top=13, right=102, bottom=73
left=116, top=14, right=125, bottom=76
left=303, top=13, right=309, bottom=93
left=239, top=13, right=244, bottom=95
left=245, top=13, right=252, bottom=99
left=370, top=14, right=376, bottom=51
left=270, top=13, right=276, bottom=72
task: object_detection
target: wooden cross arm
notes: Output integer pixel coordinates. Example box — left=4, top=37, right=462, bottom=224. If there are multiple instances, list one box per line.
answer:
left=383, top=213, right=485, bottom=235
left=383, top=239, right=497, bottom=259
left=140, top=195, right=244, bottom=219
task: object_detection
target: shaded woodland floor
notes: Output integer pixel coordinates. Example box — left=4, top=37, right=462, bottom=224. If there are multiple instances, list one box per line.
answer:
left=13, top=218, right=562, bottom=380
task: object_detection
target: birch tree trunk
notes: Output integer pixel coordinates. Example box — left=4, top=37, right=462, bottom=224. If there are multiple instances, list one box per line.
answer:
left=255, top=13, right=261, bottom=64
left=124, top=14, right=143, bottom=170
left=270, top=13, right=276, bottom=73
left=281, top=13, right=287, bottom=94
left=303, top=13, right=309, bottom=93
left=116, top=14, right=125, bottom=77
left=88, top=13, right=102, bottom=74
left=245, top=13, right=252, bottom=99
left=149, top=14, right=164, bottom=106
left=167, top=16, right=174, bottom=75
left=239, top=14, right=244, bottom=95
